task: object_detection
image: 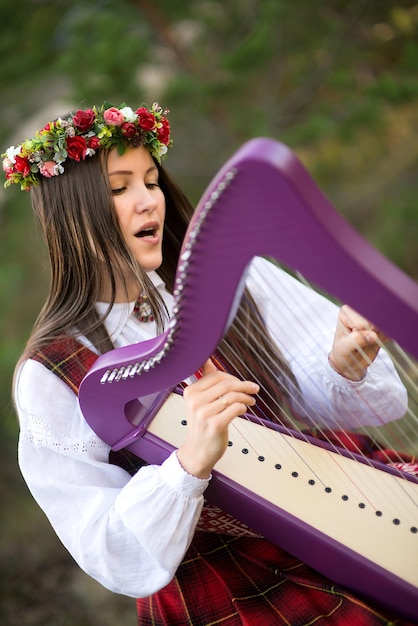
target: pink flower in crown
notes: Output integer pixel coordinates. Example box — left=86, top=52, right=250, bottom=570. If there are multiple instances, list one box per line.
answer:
left=66, top=136, right=87, bottom=161
left=73, top=109, right=95, bottom=132
left=39, top=161, right=59, bottom=178
left=3, top=157, right=12, bottom=172
left=136, top=107, right=156, bottom=131
left=103, top=107, right=125, bottom=126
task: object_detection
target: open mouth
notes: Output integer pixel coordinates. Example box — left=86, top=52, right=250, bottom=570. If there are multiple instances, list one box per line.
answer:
left=135, top=226, right=157, bottom=238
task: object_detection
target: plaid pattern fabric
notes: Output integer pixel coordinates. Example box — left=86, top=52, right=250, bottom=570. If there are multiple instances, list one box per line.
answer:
left=33, top=337, right=416, bottom=625
left=32, top=336, right=98, bottom=394
left=136, top=532, right=413, bottom=626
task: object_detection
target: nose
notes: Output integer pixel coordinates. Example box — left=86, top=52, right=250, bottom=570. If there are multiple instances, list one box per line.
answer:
left=134, top=185, right=158, bottom=214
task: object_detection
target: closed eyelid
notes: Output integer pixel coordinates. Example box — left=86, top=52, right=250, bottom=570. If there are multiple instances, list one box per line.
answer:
left=110, top=186, right=126, bottom=195
left=110, top=180, right=159, bottom=190
left=146, top=177, right=160, bottom=185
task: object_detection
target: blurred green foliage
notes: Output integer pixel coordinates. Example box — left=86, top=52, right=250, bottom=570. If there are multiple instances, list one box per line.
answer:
left=0, top=1, right=417, bottom=622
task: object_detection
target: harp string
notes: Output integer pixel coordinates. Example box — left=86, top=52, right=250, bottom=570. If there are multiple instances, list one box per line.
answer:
left=257, top=260, right=417, bottom=435
left=293, top=266, right=418, bottom=433
left=213, top=328, right=418, bottom=515
left=208, top=264, right=417, bottom=508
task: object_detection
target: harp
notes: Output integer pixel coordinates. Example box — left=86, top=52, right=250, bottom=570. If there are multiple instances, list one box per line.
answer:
left=79, top=139, right=418, bottom=621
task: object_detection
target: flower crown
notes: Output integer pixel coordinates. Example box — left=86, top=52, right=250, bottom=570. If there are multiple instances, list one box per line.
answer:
left=2, top=101, right=172, bottom=191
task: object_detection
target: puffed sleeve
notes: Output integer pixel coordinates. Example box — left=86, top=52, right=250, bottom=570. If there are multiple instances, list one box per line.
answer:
left=15, top=359, right=209, bottom=598
left=246, top=257, right=408, bottom=429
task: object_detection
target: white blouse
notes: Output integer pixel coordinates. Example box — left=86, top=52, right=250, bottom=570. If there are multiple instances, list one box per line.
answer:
left=15, top=258, right=407, bottom=598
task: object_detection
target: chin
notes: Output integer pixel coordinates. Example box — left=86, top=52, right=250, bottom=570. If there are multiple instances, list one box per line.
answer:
left=138, top=257, right=163, bottom=273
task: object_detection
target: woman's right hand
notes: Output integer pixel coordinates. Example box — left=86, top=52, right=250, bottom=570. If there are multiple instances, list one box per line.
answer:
left=176, top=360, right=259, bottom=479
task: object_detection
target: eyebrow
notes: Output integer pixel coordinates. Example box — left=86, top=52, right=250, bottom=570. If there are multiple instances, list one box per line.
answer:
left=108, top=166, right=158, bottom=177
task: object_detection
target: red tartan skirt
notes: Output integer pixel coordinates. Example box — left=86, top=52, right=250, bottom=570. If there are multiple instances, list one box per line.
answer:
left=136, top=532, right=414, bottom=626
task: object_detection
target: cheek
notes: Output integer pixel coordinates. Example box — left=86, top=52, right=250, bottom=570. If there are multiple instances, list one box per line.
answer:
left=113, top=199, right=130, bottom=233
left=158, top=191, right=166, bottom=219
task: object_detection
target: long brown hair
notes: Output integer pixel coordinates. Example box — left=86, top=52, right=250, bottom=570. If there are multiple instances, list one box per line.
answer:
left=20, top=149, right=297, bottom=423
left=22, top=152, right=167, bottom=358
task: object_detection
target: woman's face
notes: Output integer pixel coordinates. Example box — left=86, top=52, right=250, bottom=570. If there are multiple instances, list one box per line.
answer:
left=107, top=145, right=166, bottom=273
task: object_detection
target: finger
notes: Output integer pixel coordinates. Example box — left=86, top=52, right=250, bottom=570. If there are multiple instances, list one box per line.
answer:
left=217, top=390, right=257, bottom=411
left=339, top=330, right=381, bottom=369
left=340, top=305, right=383, bottom=337
left=185, top=377, right=259, bottom=415
left=212, top=378, right=259, bottom=403
left=218, top=395, right=229, bottom=409
left=201, top=359, right=217, bottom=376
left=190, top=367, right=259, bottom=398
left=340, top=306, right=370, bottom=332
left=351, top=330, right=386, bottom=357
left=214, top=394, right=257, bottom=423
left=349, top=329, right=379, bottom=348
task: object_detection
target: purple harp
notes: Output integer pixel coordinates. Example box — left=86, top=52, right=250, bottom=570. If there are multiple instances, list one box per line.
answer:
left=79, top=139, right=418, bottom=621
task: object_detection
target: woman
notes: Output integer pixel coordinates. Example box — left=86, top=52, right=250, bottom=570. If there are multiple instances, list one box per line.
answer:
left=4, top=102, right=410, bottom=624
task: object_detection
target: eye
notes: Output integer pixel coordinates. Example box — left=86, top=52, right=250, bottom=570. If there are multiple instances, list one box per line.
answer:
left=111, top=186, right=126, bottom=195
left=145, top=182, right=160, bottom=190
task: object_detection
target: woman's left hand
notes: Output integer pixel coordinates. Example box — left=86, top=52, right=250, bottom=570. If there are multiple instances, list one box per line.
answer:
left=328, top=305, right=387, bottom=381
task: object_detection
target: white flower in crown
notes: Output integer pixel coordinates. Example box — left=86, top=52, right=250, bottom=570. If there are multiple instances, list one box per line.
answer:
left=119, top=106, right=138, bottom=123
left=155, top=144, right=168, bottom=158
left=4, top=145, right=20, bottom=166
